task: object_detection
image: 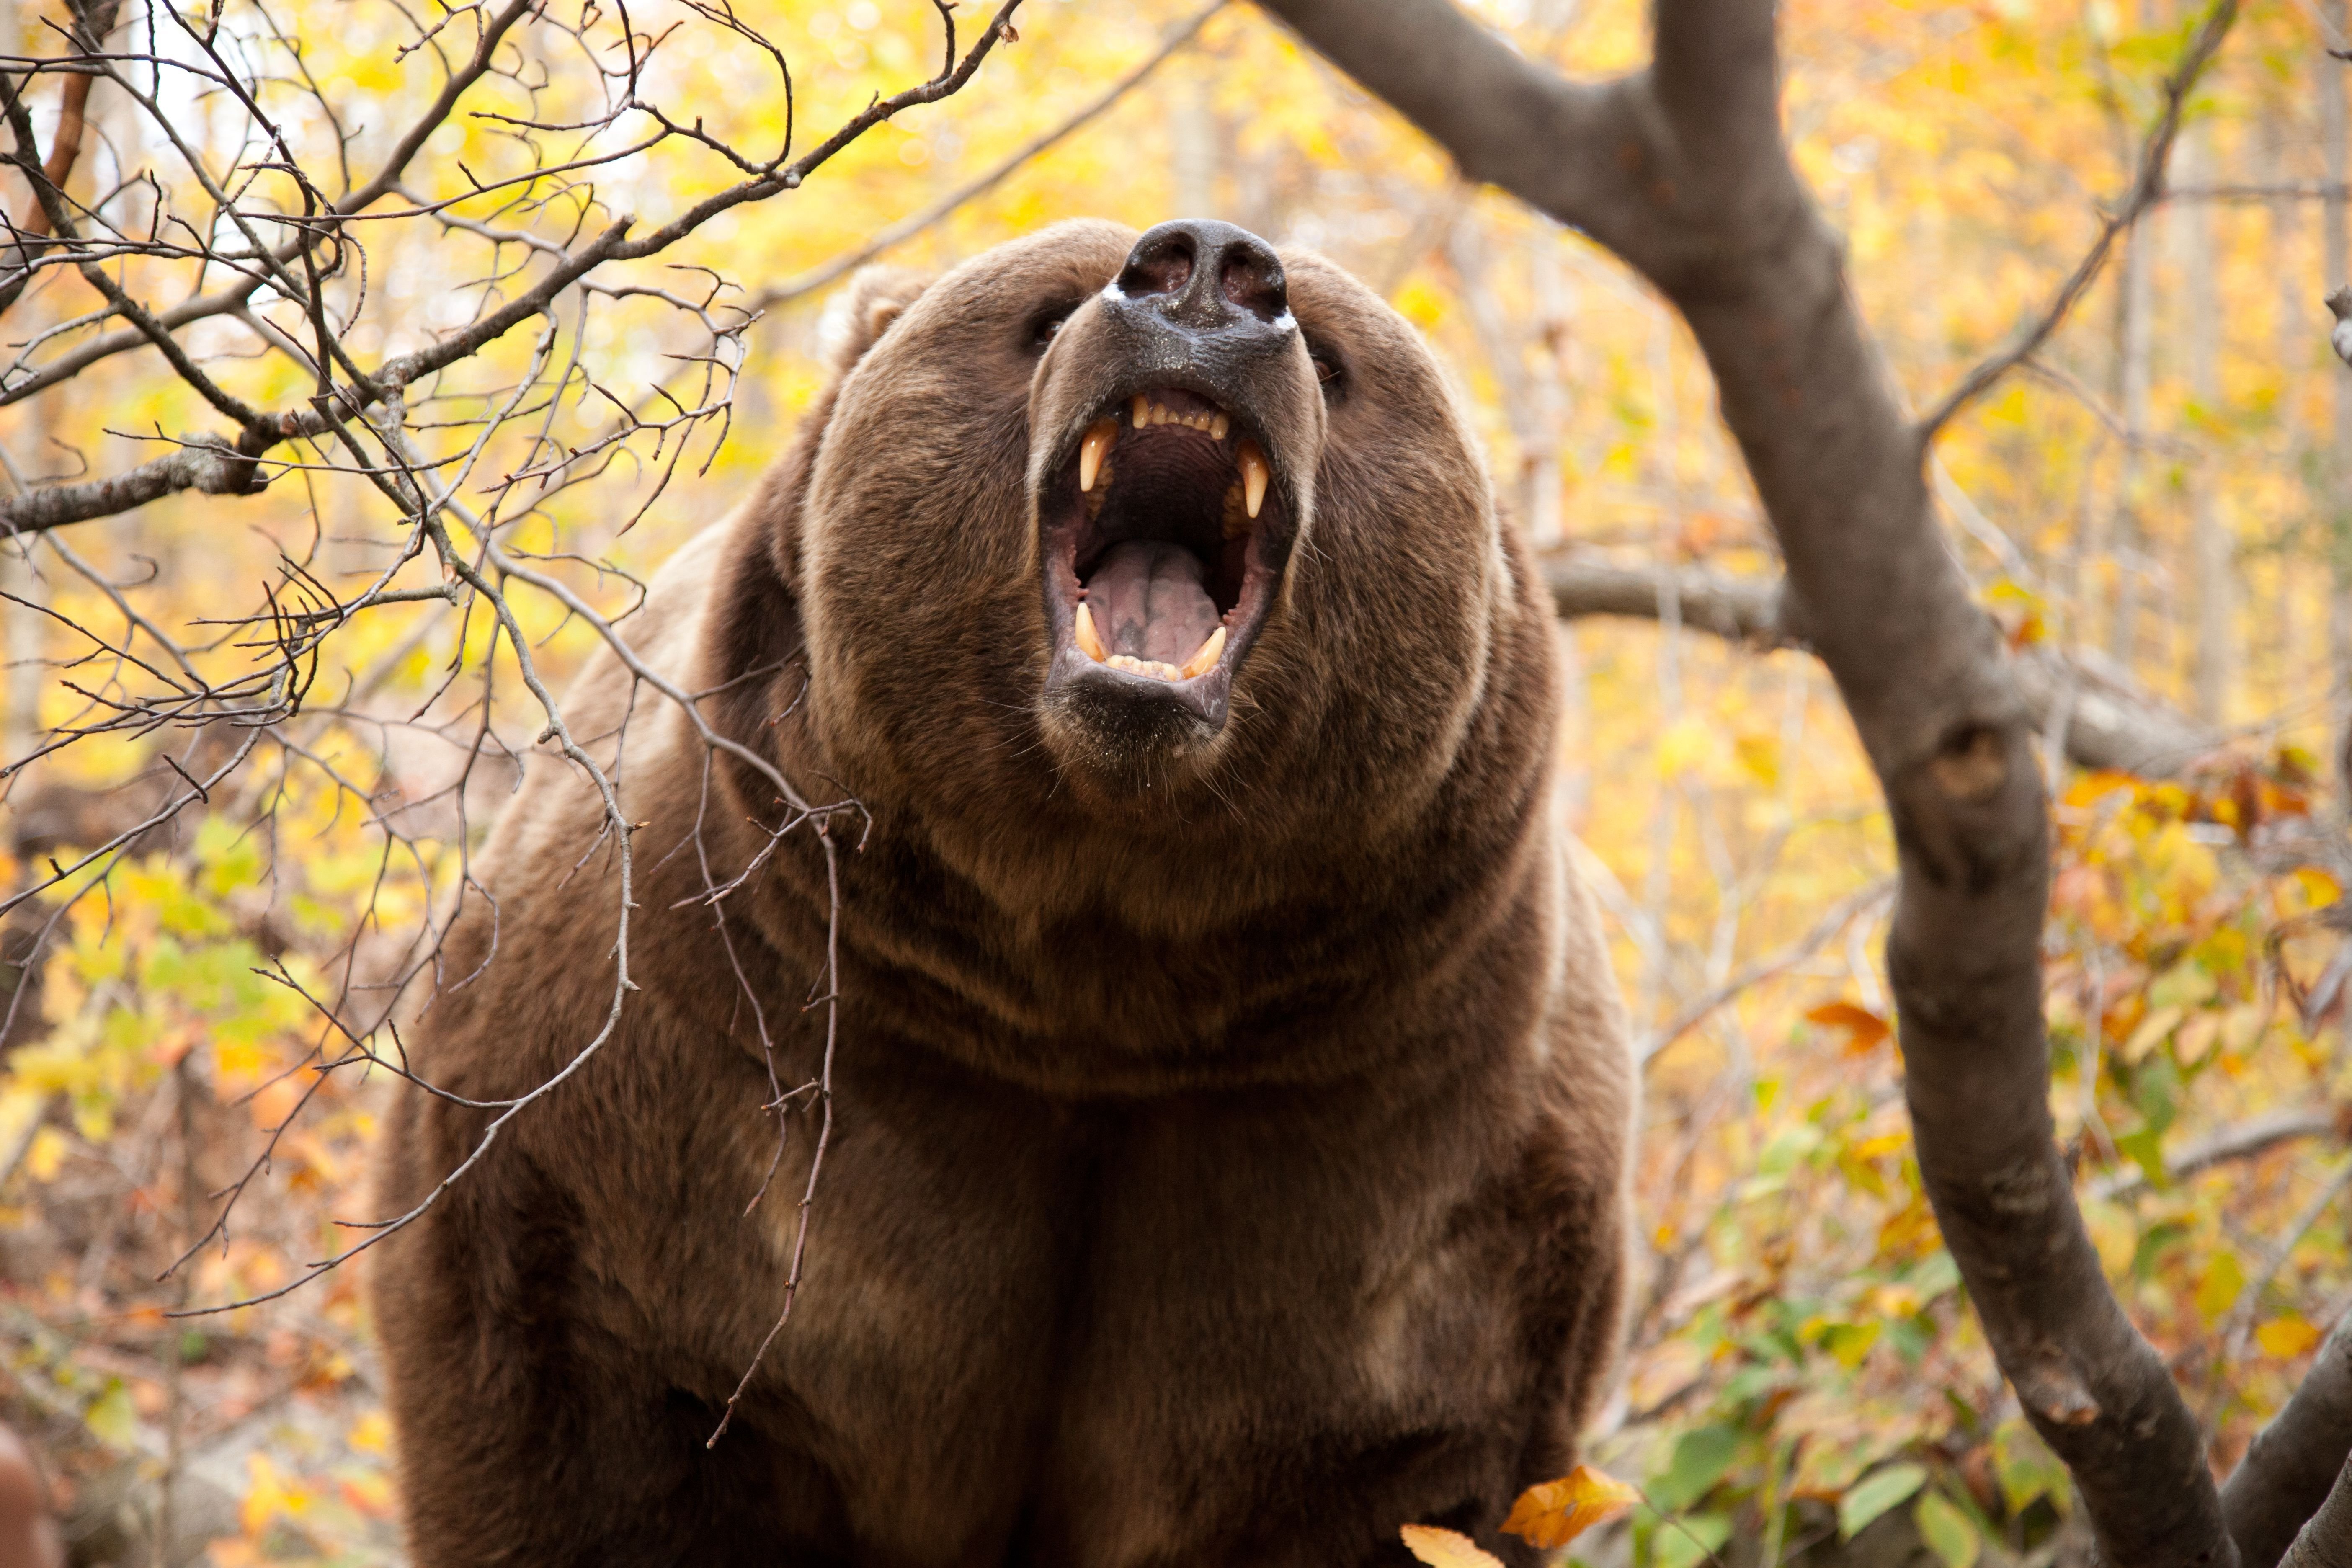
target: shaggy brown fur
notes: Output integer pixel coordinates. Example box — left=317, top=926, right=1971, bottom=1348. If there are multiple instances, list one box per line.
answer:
left=369, top=219, right=1635, bottom=1567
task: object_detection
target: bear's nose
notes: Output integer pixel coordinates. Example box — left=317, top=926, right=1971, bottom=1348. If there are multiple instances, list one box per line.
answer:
left=1114, top=219, right=1288, bottom=330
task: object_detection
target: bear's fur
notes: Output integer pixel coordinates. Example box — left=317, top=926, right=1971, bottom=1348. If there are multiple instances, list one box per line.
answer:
left=369, top=219, right=1635, bottom=1567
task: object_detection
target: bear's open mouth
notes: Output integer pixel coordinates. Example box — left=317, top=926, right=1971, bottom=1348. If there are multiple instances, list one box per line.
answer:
left=1039, top=385, right=1289, bottom=715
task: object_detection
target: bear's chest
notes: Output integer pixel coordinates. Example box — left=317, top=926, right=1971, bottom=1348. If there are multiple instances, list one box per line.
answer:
left=727, top=1046, right=1543, bottom=1565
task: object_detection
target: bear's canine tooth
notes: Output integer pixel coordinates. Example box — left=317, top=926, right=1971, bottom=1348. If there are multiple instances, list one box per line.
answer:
left=1239, top=439, right=1269, bottom=519
left=1179, top=625, right=1226, bottom=680
left=1074, top=601, right=1107, bottom=662
left=1079, top=418, right=1116, bottom=493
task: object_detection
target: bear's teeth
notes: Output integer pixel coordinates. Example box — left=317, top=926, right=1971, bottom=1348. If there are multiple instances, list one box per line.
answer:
left=1106, top=653, right=1184, bottom=680
left=1074, top=601, right=1107, bottom=661
left=1179, top=626, right=1225, bottom=679
left=1238, top=439, right=1269, bottom=519
left=1124, top=394, right=1235, bottom=441
left=1079, top=419, right=1116, bottom=493
left=1222, top=481, right=1250, bottom=539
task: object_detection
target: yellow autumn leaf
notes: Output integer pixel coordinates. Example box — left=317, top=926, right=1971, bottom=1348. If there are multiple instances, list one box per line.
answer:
left=24, top=1125, right=68, bottom=1182
left=2118, top=1005, right=2182, bottom=1065
left=2220, top=1002, right=2270, bottom=1060
left=240, top=1452, right=313, bottom=1537
left=2195, top=1250, right=2246, bottom=1324
left=240, top=1454, right=284, bottom=1537
left=1502, top=1464, right=1643, bottom=1548
left=2257, top=1315, right=2325, bottom=1359
left=1735, top=732, right=1782, bottom=789
left=348, top=1411, right=393, bottom=1455
left=2173, top=1011, right=2221, bottom=1068
left=340, top=1470, right=398, bottom=1519
left=1400, top=1524, right=1506, bottom=1567
left=83, top=1379, right=138, bottom=1452
left=1656, top=715, right=1715, bottom=779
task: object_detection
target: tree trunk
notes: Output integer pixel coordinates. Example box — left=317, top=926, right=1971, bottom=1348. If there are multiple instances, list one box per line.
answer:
left=1251, top=3, right=2249, bottom=1564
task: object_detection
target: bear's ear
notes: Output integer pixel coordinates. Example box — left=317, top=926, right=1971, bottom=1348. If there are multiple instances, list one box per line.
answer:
left=748, top=266, right=932, bottom=601
left=815, top=264, right=931, bottom=377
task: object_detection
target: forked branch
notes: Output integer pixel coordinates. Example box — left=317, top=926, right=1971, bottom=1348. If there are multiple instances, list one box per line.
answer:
left=1261, top=0, right=2252, bottom=1563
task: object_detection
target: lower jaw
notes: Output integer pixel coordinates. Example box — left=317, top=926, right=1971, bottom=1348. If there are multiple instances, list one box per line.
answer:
left=1038, top=652, right=1238, bottom=794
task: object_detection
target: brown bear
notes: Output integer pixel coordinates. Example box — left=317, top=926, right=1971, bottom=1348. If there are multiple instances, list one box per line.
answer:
left=368, top=218, right=1635, bottom=1567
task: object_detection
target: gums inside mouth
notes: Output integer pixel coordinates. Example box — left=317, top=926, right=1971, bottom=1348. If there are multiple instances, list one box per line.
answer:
left=1047, top=387, right=1279, bottom=688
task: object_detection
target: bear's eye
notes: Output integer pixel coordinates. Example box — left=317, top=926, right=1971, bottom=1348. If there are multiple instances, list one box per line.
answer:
left=1026, top=301, right=1079, bottom=354
left=1307, top=341, right=1346, bottom=402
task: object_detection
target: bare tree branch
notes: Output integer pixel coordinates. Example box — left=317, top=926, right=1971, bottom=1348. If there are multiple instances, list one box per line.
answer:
left=2232, top=1314, right=2352, bottom=1568
left=0, top=0, right=121, bottom=315
left=0, top=0, right=538, bottom=401
left=1640, top=879, right=1894, bottom=1065
left=2169, top=181, right=2352, bottom=202
left=1918, top=0, right=2239, bottom=438
left=1544, top=554, right=2223, bottom=778
left=750, top=0, right=1225, bottom=311
left=1544, top=555, right=1785, bottom=645
left=0, top=0, right=1026, bottom=537
left=0, top=433, right=267, bottom=531
left=2094, top=1107, right=2348, bottom=1203
left=2279, top=1454, right=2352, bottom=1568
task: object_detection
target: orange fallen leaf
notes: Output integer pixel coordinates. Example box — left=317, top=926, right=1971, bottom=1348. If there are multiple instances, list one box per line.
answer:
left=1503, top=1464, right=1643, bottom=1548
left=1400, top=1524, right=1507, bottom=1567
left=1806, top=1001, right=1891, bottom=1056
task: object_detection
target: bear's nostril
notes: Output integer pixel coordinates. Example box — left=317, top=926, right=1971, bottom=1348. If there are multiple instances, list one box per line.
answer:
left=1120, top=235, right=1194, bottom=299
left=1221, top=254, right=1283, bottom=320
left=1115, top=221, right=1289, bottom=328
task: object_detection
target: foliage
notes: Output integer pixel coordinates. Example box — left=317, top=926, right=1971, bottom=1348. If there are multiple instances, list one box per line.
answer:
left=2, top=0, right=2351, bottom=1561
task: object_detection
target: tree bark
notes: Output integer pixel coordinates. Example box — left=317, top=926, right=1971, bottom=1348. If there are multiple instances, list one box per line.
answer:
left=2279, top=1455, right=2352, bottom=1568
left=2228, top=1314, right=2352, bottom=1568
left=1254, top=3, right=2242, bottom=1564
left=1541, top=557, right=2221, bottom=776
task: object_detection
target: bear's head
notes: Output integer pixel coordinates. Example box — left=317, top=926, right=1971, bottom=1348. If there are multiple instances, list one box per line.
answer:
left=773, top=218, right=1525, bottom=850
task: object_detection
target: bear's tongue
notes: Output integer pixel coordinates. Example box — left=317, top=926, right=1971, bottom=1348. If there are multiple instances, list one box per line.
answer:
left=1085, top=540, right=1221, bottom=669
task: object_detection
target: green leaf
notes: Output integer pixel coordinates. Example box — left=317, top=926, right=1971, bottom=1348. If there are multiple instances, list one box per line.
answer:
left=1838, top=1463, right=1927, bottom=1540
left=2147, top=962, right=2217, bottom=1012
left=1907, top=1251, right=1961, bottom=1301
left=1652, top=1513, right=1731, bottom=1568
left=1651, top=1425, right=1741, bottom=1512
left=1991, top=1421, right=2071, bottom=1516
left=2114, top=1126, right=2169, bottom=1191
left=1823, top=1322, right=1880, bottom=1368
left=1915, top=1491, right=1980, bottom=1568
left=84, top=1377, right=138, bottom=1452
left=2197, top=1250, right=2246, bottom=1323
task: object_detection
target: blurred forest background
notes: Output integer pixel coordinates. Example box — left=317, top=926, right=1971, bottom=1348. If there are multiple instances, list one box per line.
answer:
left=3, top=0, right=2351, bottom=1561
